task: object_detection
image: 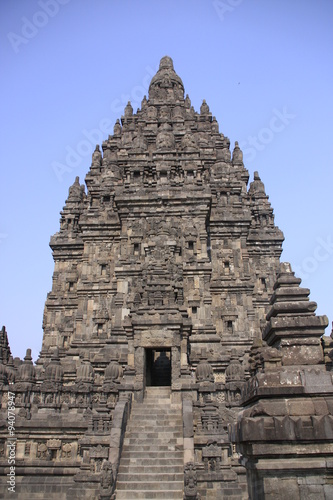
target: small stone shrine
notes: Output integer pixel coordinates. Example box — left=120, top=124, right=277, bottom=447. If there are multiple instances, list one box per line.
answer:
left=0, top=56, right=332, bottom=499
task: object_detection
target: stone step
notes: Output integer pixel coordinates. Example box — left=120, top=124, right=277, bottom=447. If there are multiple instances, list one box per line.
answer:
left=128, top=413, right=181, bottom=417
left=142, top=395, right=172, bottom=401
left=129, top=412, right=181, bottom=418
left=125, top=431, right=182, bottom=437
left=126, top=423, right=182, bottom=428
left=134, top=401, right=174, bottom=406
left=122, top=446, right=182, bottom=453
left=132, top=402, right=179, bottom=407
left=140, top=391, right=172, bottom=396
left=125, top=431, right=183, bottom=439
left=119, top=469, right=183, bottom=476
left=121, top=445, right=183, bottom=452
left=145, top=385, right=171, bottom=394
left=127, top=419, right=182, bottom=425
left=117, top=472, right=184, bottom=482
left=133, top=412, right=177, bottom=418
left=122, top=438, right=182, bottom=445
left=123, top=429, right=182, bottom=435
left=130, top=409, right=181, bottom=415
left=143, top=393, right=172, bottom=398
left=131, top=404, right=180, bottom=410
left=128, top=420, right=181, bottom=426
left=142, top=396, right=177, bottom=400
left=115, top=389, right=183, bottom=499
left=125, top=425, right=183, bottom=432
left=123, top=438, right=183, bottom=451
left=136, top=394, right=173, bottom=398
left=118, top=459, right=183, bottom=474
left=128, top=422, right=180, bottom=427
left=129, top=414, right=181, bottom=420
left=145, top=386, right=171, bottom=390
left=124, top=432, right=182, bottom=439
left=116, top=490, right=183, bottom=499
left=122, top=444, right=183, bottom=452
left=122, top=423, right=183, bottom=439
left=124, top=434, right=183, bottom=441
left=132, top=402, right=176, bottom=406
left=117, top=481, right=183, bottom=491
left=121, top=450, right=183, bottom=459
left=128, top=413, right=181, bottom=418
left=120, top=458, right=184, bottom=467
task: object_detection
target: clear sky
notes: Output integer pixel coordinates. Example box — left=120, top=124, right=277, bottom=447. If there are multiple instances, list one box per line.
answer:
left=1, top=0, right=332, bottom=360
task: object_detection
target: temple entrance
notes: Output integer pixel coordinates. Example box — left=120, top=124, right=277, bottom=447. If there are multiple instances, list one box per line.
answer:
left=145, top=348, right=171, bottom=387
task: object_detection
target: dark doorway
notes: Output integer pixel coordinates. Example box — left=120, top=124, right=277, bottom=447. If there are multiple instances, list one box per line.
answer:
left=145, top=349, right=171, bottom=386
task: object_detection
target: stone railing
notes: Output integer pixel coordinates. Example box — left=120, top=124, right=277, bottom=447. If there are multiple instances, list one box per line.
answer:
left=109, top=393, right=132, bottom=472
left=99, top=392, right=132, bottom=500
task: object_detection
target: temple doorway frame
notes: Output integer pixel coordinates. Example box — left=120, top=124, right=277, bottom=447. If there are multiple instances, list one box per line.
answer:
left=145, top=348, right=172, bottom=387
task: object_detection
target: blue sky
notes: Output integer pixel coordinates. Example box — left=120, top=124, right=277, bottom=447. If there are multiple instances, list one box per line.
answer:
left=1, top=0, right=332, bottom=360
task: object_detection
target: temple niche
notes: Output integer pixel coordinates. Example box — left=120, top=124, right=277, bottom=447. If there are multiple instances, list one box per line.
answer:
left=0, top=56, right=332, bottom=499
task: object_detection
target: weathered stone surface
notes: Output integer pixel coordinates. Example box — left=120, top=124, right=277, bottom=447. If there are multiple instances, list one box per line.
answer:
left=233, top=263, right=333, bottom=498
left=0, top=56, right=332, bottom=499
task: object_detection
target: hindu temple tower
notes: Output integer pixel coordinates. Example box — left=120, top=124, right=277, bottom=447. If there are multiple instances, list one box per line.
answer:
left=0, top=56, right=332, bottom=499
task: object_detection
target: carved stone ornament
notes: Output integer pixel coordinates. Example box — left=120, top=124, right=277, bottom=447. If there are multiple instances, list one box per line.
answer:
left=184, top=462, right=200, bottom=499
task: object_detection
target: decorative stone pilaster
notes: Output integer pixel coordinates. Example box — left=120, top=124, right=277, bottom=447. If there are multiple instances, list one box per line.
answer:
left=184, top=462, right=200, bottom=499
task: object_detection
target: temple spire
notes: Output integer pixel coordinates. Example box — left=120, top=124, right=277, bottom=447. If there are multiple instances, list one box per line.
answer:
left=148, top=55, right=184, bottom=102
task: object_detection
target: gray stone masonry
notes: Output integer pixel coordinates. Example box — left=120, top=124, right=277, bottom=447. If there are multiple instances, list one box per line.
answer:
left=0, top=56, right=332, bottom=499
left=116, top=387, right=183, bottom=499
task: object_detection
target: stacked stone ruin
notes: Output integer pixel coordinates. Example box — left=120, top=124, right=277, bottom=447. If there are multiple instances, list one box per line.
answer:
left=0, top=56, right=332, bottom=499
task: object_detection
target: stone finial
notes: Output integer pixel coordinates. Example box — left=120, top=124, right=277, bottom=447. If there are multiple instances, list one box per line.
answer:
left=148, top=56, right=184, bottom=101
left=200, top=99, right=210, bottom=115
left=184, top=94, right=191, bottom=108
left=6, top=355, right=16, bottom=384
left=141, top=95, right=147, bottom=107
left=92, top=145, right=102, bottom=167
left=196, top=358, right=214, bottom=382
left=0, top=349, right=6, bottom=385
left=124, top=101, right=133, bottom=117
left=211, top=116, right=219, bottom=133
left=67, top=176, right=85, bottom=202
left=24, top=348, right=33, bottom=364
left=248, top=171, right=266, bottom=196
left=159, top=55, right=174, bottom=70
left=263, top=263, right=329, bottom=365
left=269, top=262, right=302, bottom=293
left=17, top=348, right=36, bottom=383
left=226, top=350, right=244, bottom=382
left=232, top=141, right=243, bottom=165
left=104, top=360, right=123, bottom=383
left=44, top=347, right=64, bottom=383
left=279, top=262, right=293, bottom=275
left=76, top=354, right=94, bottom=383
left=0, top=326, right=11, bottom=363
left=113, top=119, right=121, bottom=135
left=56, top=174, right=86, bottom=237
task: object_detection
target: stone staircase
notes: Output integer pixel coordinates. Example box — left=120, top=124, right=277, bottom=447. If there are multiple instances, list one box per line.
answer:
left=115, top=387, right=184, bottom=499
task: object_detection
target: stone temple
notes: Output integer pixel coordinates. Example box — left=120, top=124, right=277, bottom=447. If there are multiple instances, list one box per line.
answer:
left=1, top=56, right=333, bottom=499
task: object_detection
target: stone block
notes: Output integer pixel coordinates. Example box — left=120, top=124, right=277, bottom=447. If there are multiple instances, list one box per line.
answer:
left=287, top=399, right=315, bottom=416
left=263, top=477, right=300, bottom=500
